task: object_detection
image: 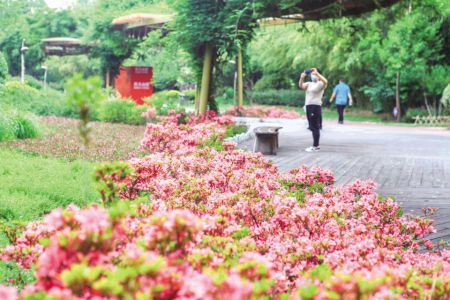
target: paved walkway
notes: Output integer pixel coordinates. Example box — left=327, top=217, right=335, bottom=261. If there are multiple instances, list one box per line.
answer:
left=238, top=118, right=450, bottom=243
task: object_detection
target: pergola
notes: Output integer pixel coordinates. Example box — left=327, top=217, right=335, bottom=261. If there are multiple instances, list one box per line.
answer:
left=265, top=0, right=399, bottom=22
left=41, top=37, right=91, bottom=56
left=112, top=0, right=400, bottom=114
left=111, top=13, right=173, bottom=39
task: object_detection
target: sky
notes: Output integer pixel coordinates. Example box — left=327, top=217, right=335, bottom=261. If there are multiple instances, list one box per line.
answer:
left=45, top=0, right=77, bottom=9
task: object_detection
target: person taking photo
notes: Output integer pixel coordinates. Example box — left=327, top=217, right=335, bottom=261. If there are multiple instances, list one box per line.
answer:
left=299, top=68, right=327, bottom=152
left=329, top=78, right=353, bottom=124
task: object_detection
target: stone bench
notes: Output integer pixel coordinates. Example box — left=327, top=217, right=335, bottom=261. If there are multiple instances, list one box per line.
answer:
left=253, top=126, right=282, bottom=155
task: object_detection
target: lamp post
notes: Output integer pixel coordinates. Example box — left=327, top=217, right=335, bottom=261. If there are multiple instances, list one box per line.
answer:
left=20, top=39, right=28, bottom=84
left=41, top=66, right=48, bottom=89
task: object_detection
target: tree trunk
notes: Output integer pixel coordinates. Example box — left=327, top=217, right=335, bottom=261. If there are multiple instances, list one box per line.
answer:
left=233, top=70, right=238, bottom=108
left=199, top=45, right=214, bottom=115
left=105, top=68, right=111, bottom=87
left=237, top=48, right=244, bottom=107
left=395, top=72, right=401, bottom=122
left=423, top=91, right=432, bottom=116
left=194, top=81, right=201, bottom=115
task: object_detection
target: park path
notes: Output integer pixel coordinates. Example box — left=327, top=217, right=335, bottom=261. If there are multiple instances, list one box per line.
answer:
left=238, top=117, right=450, bottom=243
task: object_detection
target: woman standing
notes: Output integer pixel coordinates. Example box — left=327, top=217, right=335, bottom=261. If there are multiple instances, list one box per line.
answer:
left=299, top=68, right=328, bottom=152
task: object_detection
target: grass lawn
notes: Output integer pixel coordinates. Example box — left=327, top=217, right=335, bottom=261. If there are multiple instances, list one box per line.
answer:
left=0, top=117, right=147, bottom=224
left=320, top=107, right=386, bottom=123
left=0, top=148, right=98, bottom=223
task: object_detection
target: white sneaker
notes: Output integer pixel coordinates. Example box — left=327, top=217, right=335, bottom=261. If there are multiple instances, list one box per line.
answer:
left=305, top=146, right=320, bottom=152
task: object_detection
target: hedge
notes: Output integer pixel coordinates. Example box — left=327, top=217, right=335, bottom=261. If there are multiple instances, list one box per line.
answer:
left=249, top=89, right=305, bottom=107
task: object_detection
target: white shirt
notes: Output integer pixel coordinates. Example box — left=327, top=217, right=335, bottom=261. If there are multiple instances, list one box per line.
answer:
left=305, top=81, right=325, bottom=106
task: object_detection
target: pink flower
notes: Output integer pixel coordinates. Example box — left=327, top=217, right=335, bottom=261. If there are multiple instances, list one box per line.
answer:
left=0, top=285, right=18, bottom=300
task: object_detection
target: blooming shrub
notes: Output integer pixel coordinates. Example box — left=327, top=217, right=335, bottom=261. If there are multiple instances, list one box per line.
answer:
left=1, top=115, right=449, bottom=299
left=140, top=110, right=236, bottom=153
left=226, top=106, right=300, bottom=119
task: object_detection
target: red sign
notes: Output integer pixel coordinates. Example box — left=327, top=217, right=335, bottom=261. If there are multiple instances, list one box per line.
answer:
left=115, top=66, right=153, bottom=105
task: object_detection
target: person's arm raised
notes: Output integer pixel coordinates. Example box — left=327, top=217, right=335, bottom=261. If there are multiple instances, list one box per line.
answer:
left=299, top=72, right=307, bottom=90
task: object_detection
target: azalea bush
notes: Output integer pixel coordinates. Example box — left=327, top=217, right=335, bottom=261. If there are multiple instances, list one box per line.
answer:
left=226, top=106, right=300, bottom=119
left=0, top=111, right=449, bottom=299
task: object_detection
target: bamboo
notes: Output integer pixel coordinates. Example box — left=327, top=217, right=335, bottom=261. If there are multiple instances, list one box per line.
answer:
left=237, top=48, right=244, bottom=107
left=199, top=45, right=213, bottom=115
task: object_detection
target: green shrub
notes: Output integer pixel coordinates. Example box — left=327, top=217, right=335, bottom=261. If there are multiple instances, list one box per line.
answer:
left=181, top=89, right=196, bottom=102
left=12, top=111, right=41, bottom=139
left=254, top=74, right=292, bottom=90
left=224, top=87, right=234, bottom=100
left=442, top=84, right=450, bottom=108
left=144, top=90, right=184, bottom=115
left=24, top=75, right=44, bottom=90
left=0, top=108, right=15, bottom=141
left=403, top=108, right=431, bottom=123
left=0, top=80, right=77, bottom=118
left=0, top=107, right=41, bottom=141
left=249, top=89, right=305, bottom=107
left=99, top=98, right=147, bottom=125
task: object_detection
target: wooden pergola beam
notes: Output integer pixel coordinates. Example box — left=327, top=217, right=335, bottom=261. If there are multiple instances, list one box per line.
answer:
left=261, top=0, right=400, bottom=26
left=41, top=37, right=91, bottom=56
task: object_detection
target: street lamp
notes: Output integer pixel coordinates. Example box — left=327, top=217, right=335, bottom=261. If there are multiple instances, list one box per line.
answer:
left=20, top=39, right=29, bottom=84
left=41, top=66, right=48, bottom=89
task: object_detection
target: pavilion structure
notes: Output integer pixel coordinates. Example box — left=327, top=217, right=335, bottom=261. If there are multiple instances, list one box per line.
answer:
left=111, top=13, right=173, bottom=39
left=113, top=1, right=401, bottom=114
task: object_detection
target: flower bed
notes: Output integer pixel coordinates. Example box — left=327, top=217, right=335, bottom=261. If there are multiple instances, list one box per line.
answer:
left=1, top=117, right=146, bottom=161
left=1, top=112, right=449, bottom=299
left=226, top=106, right=301, bottom=119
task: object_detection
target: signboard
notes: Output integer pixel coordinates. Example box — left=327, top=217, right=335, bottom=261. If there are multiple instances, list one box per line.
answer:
left=115, top=66, right=153, bottom=105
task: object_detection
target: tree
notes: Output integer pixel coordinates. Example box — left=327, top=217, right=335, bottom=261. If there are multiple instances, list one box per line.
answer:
left=247, top=0, right=449, bottom=112
left=0, top=51, right=8, bottom=83
left=170, top=0, right=257, bottom=112
left=0, top=7, right=81, bottom=77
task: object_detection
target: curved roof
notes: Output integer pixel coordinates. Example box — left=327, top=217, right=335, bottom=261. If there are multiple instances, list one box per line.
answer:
left=111, top=13, right=173, bottom=39
left=112, top=13, right=172, bottom=28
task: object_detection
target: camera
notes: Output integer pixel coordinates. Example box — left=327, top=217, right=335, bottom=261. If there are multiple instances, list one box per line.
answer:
left=305, top=69, right=312, bottom=75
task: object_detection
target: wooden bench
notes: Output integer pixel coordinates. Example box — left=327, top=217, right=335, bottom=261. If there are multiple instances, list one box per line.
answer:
left=253, top=126, right=282, bottom=155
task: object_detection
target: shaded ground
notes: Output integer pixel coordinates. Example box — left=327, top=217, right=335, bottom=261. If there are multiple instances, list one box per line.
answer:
left=239, top=118, right=450, bottom=243
left=0, top=117, right=146, bottom=162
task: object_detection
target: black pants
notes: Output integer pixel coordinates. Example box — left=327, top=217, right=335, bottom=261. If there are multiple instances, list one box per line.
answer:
left=306, top=105, right=321, bottom=147
left=337, top=104, right=346, bottom=123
